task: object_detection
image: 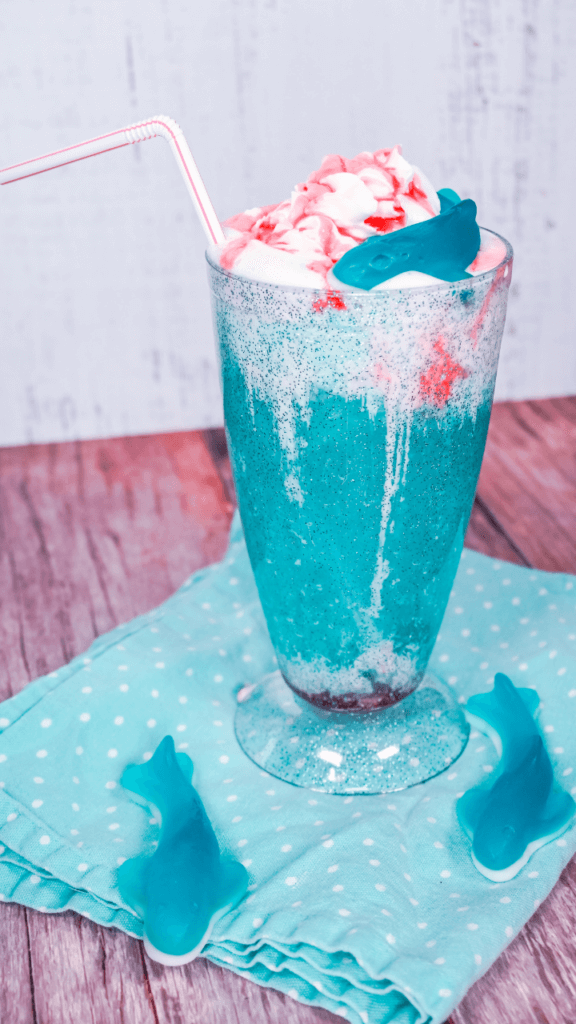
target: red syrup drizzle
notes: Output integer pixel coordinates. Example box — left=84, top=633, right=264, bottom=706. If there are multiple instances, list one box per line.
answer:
left=312, top=289, right=347, bottom=313
left=419, top=337, right=468, bottom=408
left=470, top=264, right=507, bottom=349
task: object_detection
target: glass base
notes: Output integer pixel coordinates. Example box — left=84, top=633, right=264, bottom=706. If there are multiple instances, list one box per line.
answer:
left=235, top=670, right=469, bottom=794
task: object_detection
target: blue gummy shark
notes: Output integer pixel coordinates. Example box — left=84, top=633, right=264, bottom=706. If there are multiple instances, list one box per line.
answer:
left=117, top=735, right=249, bottom=965
left=457, top=673, right=576, bottom=881
left=332, top=189, right=480, bottom=290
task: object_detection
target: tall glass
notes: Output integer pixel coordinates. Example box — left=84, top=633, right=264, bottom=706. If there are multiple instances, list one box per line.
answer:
left=207, top=231, right=512, bottom=793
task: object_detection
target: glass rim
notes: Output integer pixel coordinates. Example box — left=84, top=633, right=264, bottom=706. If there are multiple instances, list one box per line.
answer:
left=205, top=226, right=513, bottom=298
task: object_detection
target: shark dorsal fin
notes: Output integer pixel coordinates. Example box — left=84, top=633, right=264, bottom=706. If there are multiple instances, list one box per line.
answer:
left=456, top=786, right=490, bottom=837
left=517, top=686, right=540, bottom=718
left=117, top=854, right=148, bottom=916
left=176, top=751, right=194, bottom=783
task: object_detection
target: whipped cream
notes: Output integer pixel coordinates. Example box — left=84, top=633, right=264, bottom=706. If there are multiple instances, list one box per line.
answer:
left=211, top=147, right=505, bottom=289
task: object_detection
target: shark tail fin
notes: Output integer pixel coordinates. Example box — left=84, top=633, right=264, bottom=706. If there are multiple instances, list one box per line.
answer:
left=121, top=735, right=194, bottom=803
left=215, top=858, right=250, bottom=913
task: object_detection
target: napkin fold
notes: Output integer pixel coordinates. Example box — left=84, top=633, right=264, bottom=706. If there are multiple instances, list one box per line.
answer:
left=0, top=512, right=575, bottom=1024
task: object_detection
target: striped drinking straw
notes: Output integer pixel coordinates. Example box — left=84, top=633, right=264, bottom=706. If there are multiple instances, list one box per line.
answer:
left=0, top=115, right=225, bottom=246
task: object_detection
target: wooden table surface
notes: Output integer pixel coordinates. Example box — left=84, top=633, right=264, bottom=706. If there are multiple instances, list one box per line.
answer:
left=1, top=397, right=576, bottom=1024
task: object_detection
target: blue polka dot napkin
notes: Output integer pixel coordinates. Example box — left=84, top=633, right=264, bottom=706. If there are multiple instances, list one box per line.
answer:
left=0, top=513, right=575, bottom=1024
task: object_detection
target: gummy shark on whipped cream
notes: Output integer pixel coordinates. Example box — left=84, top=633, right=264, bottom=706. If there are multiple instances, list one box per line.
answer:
left=212, top=146, right=506, bottom=290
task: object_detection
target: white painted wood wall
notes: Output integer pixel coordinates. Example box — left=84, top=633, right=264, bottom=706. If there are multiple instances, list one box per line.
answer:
left=1, top=0, right=574, bottom=446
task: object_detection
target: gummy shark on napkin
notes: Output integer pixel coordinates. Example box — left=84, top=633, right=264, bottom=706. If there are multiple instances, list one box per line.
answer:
left=117, top=735, right=249, bottom=965
left=457, top=673, right=576, bottom=882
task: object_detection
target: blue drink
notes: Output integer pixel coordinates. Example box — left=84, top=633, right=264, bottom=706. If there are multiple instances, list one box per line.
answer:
left=207, top=233, right=512, bottom=791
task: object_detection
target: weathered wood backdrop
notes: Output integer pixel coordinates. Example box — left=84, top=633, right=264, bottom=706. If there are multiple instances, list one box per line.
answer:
left=0, top=0, right=575, bottom=447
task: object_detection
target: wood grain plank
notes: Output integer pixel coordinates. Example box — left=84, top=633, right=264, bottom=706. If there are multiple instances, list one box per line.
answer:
left=471, top=397, right=576, bottom=573
left=0, top=432, right=233, bottom=702
left=145, top=957, right=342, bottom=1024
left=0, top=903, right=35, bottom=1024
left=25, top=910, right=157, bottom=1024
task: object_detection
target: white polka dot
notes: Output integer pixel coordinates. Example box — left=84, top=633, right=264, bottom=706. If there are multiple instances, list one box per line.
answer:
left=369, top=859, right=380, bottom=866
left=114, top=716, right=124, bottom=726
left=403, top=873, right=412, bottom=882
left=40, top=719, right=52, bottom=728
left=440, top=870, right=451, bottom=878
left=285, top=876, right=298, bottom=886
left=386, top=933, right=396, bottom=944
left=82, top=687, right=92, bottom=694
left=30, top=875, right=41, bottom=885
left=338, top=908, right=350, bottom=917
left=71, top=803, right=80, bottom=812
left=79, top=713, right=90, bottom=723
left=229, top=577, right=239, bottom=585
left=232, top=815, right=242, bottom=823
left=106, top=806, right=117, bottom=814
left=434, top=841, right=444, bottom=849
left=142, top=752, right=152, bottom=761
left=417, top=922, right=428, bottom=929
left=252, top=917, right=263, bottom=928
left=36, top=750, right=47, bottom=759
left=557, top=838, right=567, bottom=847
left=281, top=844, right=292, bottom=853
left=528, top=871, right=539, bottom=878
left=518, top=663, right=528, bottom=671
left=77, top=863, right=88, bottom=872
left=333, top=884, right=344, bottom=892
left=147, top=719, right=157, bottom=728
left=119, top=684, right=129, bottom=692
left=438, top=988, right=451, bottom=997
left=227, top=795, right=238, bottom=802
left=467, top=923, right=479, bottom=931
left=32, top=800, right=43, bottom=809
left=327, top=864, right=339, bottom=873
left=362, top=838, right=374, bottom=846
left=474, top=953, right=482, bottom=965
left=322, top=839, right=334, bottom=848
left=108, top=823, right=120, bottom=831
left=39, top=836, right=50, bottom=845
left=105, top=781, right=116, bottom=790
left=118, top=665, right=128, bottom=671
left=214, top=675, right=223, bottom=682
left=75, top=746, right=83, bottom=755
left=107, top=749, right=118, bottom=758
left=544, top=724, right=554, bottom=733
left=151, top=690, right=159, bottom=698
left=505, top=926, right=513, bottom=938
left=375, top=883, right=386, bottom=892
left=0, top=719, right=9, bottom=728
left=155, top=662, right=165, bottom=669
left=33, top=777, right=44, bottom=784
